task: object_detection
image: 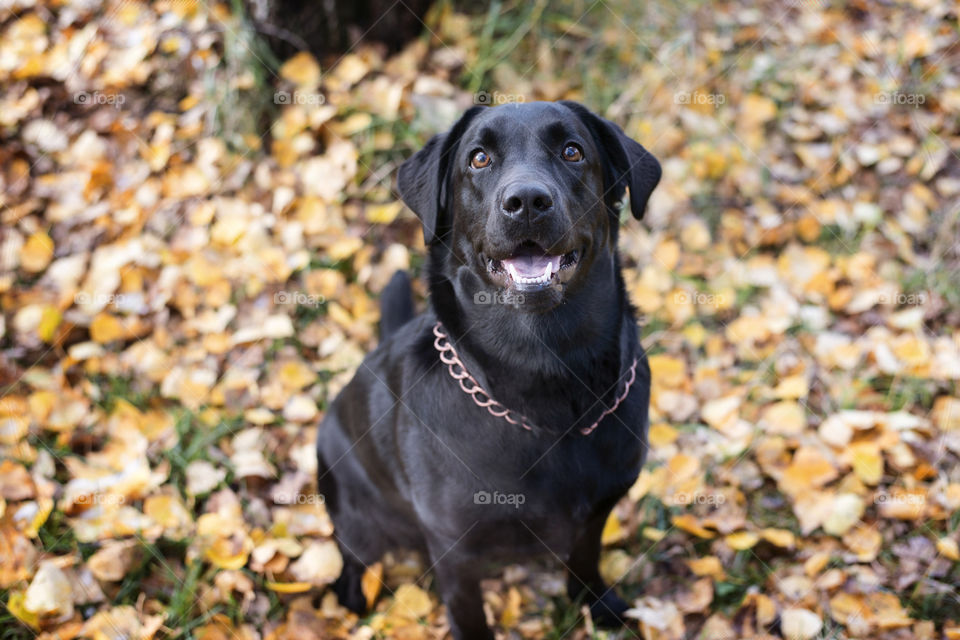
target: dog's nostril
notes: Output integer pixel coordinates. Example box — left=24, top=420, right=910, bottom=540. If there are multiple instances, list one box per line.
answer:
left=503, top=195, right=523, bottom=213
left=532, top=195, right=552, bottom=211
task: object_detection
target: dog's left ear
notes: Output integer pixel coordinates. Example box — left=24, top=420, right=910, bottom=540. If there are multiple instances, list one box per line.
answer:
left=560, top=101, right=661, bottom=220
left=397, top=106, right=485, bottom=245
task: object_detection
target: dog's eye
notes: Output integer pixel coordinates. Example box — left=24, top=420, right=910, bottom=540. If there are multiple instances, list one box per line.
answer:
left=470, top=150, right=491, bottom=169
left=562, top=144, right=583, bottom=162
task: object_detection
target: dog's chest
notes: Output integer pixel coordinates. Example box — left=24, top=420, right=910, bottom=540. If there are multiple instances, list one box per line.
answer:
left=453, top=424, right=644, bottom=555
left=469, top=420, right=644, bottom=512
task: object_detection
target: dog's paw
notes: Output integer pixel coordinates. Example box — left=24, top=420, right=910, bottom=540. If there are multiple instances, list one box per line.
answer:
left=587, top=591, right=629, bottom=628
left=333, top=563, right=368, bottom=614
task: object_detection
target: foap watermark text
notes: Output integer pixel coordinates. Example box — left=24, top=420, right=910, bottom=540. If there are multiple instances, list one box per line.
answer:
left=474, top=490, right=525, bottom=509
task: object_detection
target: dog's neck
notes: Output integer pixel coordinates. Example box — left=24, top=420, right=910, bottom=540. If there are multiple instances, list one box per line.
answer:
left=428, top=245, right=638, bottom=434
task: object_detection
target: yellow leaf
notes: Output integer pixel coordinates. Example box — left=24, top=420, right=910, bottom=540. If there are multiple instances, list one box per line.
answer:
left=781, top=608, right=822, bottom=640
left=738, top=94, right=778, bottom=130
left=828, top=592, right=864, bottom=626
left=666, top=453, right=699, bottom=480
left=389, top=583, right=432, bottom=620
left=701, top=395, right=741, bottom=433
left=326, top=236, right=364, bottom=262
left=20, top=231, right=54, bottom=273
left=937, top=537, right=959, bottom=561
left=278, top=360, right=315, bottom=390
left=932, top=397, right=960, bottom=431
left=362, top=562, right=383, bottom=609
left=679, top=220, right=710, bottom=251
left=88, top=540, right=139, bottom=582
left=144, top=494, right=193, bottom=537
left=329, top=112, right=374, bottom=137
left=653, top=239, right=680, bottom=270
left=499, top=586, right=522, bottom=628
left=848, top=442, right=883, bottom=485
left=366, top=202, right=404, bottom=225
left=280, top=52, right=321, bottom=87
left=630, top=283, right=662, bottom=314
left=865, top=592, right=912, bottom=628
left=601, top=511, right=626, bottom=545
left=774, top=374, right=809, bottom=399
left=804, top=552, right=830, bottom=576
left=686, top=556, right=725, bottom=580
left=289, top=540, right=342, bottom=585
left=0, top=414, right=29, bottom=445
left=760, top=401, right=806, bottom=435
left=760, top=528, right=796, bottom=549
left=902, top=27, right=933, bottom=58
left=843, top=524, right=882, bottom=561
left=20, top=498, right=53, bottom=538
left=24, top=561, right=73, bottom=617
left=642, top=527, right=666, bottom=542
left=823, top=493, right=865, bottom=536
left=205, top=537, right=253, bottom=570
left=89, top=313, right=125, bottom=343
left=648, top=355, right=687, bottom=388
left=266, top=581, right=313, bottom=593
left=725, top=531, right=759, bottom=550
left=780, top=447, right=838, bottom=496
left=37, top=306, right=61, bottom=343
left=648, top=423, right=678, bottom=448
left=672, top=514, right=715, bottom=539
left=6, top=591, right=39, bottom=629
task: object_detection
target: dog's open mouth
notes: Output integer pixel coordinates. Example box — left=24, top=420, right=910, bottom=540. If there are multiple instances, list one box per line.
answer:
left=486, top=241, right=579, bottom=291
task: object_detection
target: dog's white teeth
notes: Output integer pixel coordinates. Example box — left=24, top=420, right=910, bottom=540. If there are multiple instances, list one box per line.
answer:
left=505, top=263, right=553, bottom=285
left=516, top=274, right=549, bottom=284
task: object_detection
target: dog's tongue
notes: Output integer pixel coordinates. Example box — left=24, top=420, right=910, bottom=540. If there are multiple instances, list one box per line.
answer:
left=502, top=253, right=562, bottom=279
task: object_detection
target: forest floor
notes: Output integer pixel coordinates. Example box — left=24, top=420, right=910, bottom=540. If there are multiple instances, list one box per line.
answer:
left=2, top=0, right=960, bottom=638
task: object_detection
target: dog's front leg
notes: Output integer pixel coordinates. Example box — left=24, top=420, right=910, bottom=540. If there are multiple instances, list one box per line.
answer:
left=566, top=506, right=630, bottom=628
left=431, top=551, right=493, bottom=640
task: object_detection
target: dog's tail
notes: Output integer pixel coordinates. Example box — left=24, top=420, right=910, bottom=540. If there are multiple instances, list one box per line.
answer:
left=379, top=270, right=415, bottom=340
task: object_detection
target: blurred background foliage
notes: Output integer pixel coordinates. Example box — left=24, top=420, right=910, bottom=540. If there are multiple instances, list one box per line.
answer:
left=2, top=0, right=960, bottom=638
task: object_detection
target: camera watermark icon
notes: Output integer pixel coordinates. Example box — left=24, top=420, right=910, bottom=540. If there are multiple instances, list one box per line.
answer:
left=473, top=490, right=525, bottom=509
left=666, top=492, right=726, bottom=506
left=274, top=91, right=326, bottom=106
left=274, top=291, right=326, bottom=306
left=274, top=492, right=325, bottom=505
left=673, top=290, right=725, bottom=305
left=74, top=92, right=126, bottom=108
left=878, top=292, right=927, bottom=305
left=674, top=91, right=725, bottom=107
left=76, top=493, right=126, bottom=506
left=474, top=91, right=526, bottom=106
left=874, top=91, right=925, bottom=106
left=473, top=290, right=525, bottom=306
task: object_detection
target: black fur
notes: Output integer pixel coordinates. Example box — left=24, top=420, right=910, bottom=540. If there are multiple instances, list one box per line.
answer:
left=379, top=270, right=415, bottom=339
left=318, top=101, right=658, bottom=640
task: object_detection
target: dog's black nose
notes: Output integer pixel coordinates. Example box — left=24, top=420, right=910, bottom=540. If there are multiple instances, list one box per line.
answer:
left=501, top=183, right=554, bottom=221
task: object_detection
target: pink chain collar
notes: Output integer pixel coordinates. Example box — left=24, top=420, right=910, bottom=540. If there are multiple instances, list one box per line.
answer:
left=432, top=322, right=639, bottom=436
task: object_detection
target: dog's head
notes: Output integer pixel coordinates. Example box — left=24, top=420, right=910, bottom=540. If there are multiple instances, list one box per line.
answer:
left=397, top=101, right=660, bottom=311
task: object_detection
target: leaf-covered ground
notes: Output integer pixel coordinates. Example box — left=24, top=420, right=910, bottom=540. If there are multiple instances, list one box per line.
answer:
left=2, top=0, right=960, bottom=638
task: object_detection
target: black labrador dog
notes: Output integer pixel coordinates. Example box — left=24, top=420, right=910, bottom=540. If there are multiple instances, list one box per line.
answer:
left=317, top=101, right=660, bottom=640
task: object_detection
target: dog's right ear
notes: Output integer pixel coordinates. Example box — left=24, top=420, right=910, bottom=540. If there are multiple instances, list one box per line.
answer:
left=397, top=106, right=485, bottom=245
left=559, top=101, right=661, bottom=221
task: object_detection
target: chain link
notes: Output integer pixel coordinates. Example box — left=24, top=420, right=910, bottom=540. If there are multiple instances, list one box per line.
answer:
left=432, top=322, right=639, bottom=435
